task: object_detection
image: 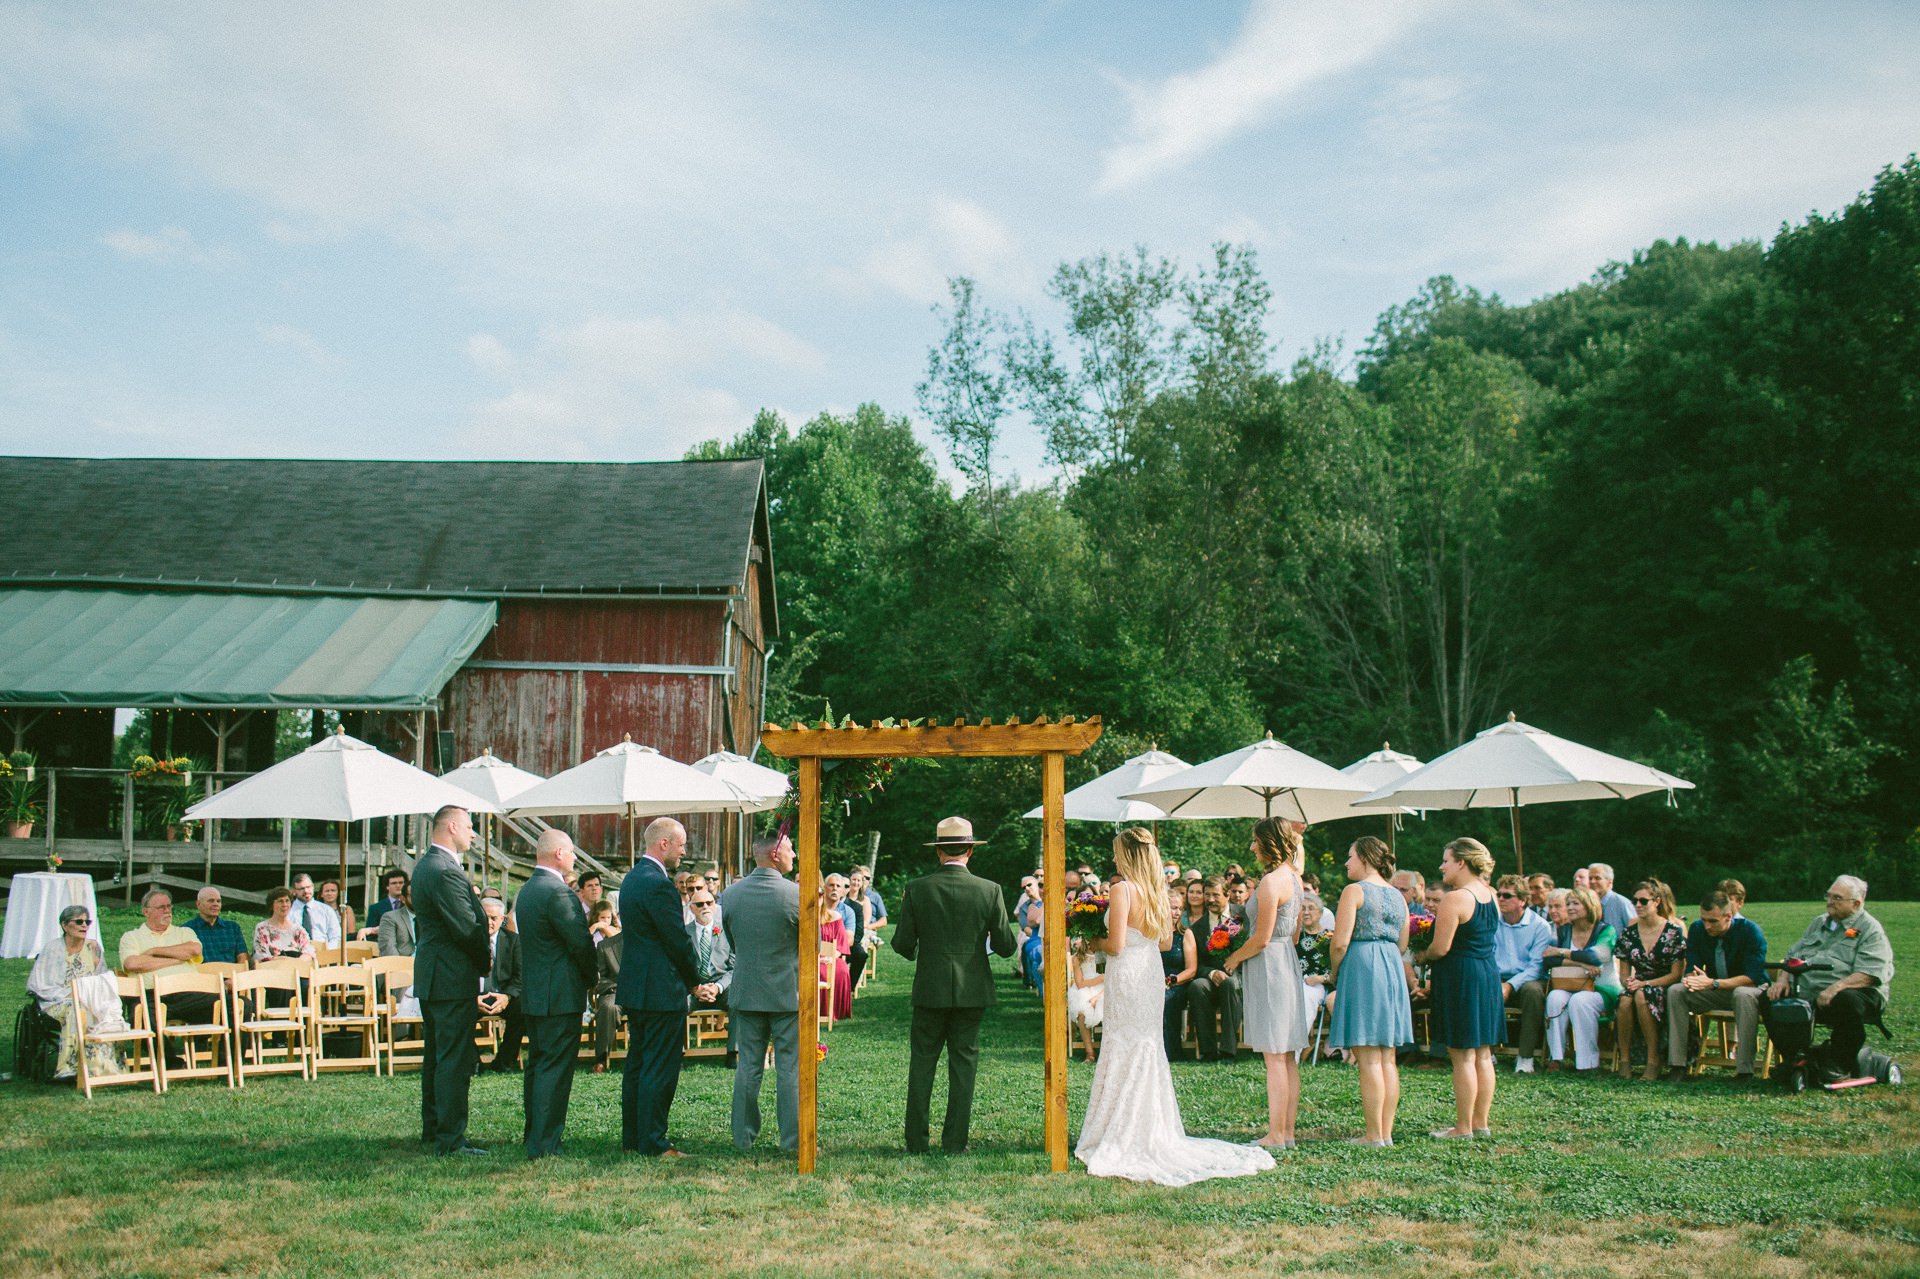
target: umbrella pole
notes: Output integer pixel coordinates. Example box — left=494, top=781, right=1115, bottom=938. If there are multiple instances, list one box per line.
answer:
left=337, top=820, right=349, bottom=965
left=628, top=809, right=636, bottom=867
left=1509, top=805, right=1525, bottom=876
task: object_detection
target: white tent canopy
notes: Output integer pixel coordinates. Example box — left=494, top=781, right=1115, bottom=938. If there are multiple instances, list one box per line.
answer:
left=1021, top=748, right=1195, bottom=823
left=186, top=730, right=499, bottom=823
left=1351, top=716, right=1694, bottom=812
left=1123, top=734, right=1373, bottom=825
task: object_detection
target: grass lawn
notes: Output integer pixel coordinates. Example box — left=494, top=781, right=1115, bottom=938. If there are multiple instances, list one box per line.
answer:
left=0, top=898, right=1916, bottom=1279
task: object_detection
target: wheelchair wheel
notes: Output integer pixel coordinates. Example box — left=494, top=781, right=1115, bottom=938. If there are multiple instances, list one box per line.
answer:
left=1784, top=1064, right=1807, bottom=1094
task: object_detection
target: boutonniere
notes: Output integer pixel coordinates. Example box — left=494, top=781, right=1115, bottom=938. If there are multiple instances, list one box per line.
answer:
left=1845, top=927, right=1859, bottom=939
left=710, top=924, right=722, bottom=937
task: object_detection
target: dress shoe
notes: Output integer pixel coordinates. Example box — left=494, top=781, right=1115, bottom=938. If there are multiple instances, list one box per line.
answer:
left=438, top=1143, right=489, bottom=1157
left=658, top=1146, right=693, bottom=1159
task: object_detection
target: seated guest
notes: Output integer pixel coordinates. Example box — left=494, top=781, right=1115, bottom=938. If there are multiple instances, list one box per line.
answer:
left=1541, top=887, right=1619, bottom=1072
left=1225, top=876, right=1250, bottom=909
left=1588, top=862, right=1635, bottom=939
left=1300, top=874, right=1336, bottom=932
left=1526, top=874, right=1555, bottom=913
left=686, top=884, right=732, bottom=1012
left=1182, top=877, right=1242, bottom=1063
left=1766, top=875, right=1894, bottom=1081
left=1494, top=874, right=1553, bottom=1072
left=1615, top=878, right=1685, bottom=1080
left=1544, top=888, right=1570, bottom=929
left=834, top=871, right=871, bottom=992
left=28, top=906, right=119, bottom=1080
left=1571, top=866, right=1591, bottom=892
left=1298, top=894, right=1332, bottom=1039
left=589, top=902, right=622, bottom=1073
left=1162, top=902, right=1198, bottom=1059
left=320, top=878, right=357, bottom=943
left=692, top=862, right=725, bottom=929
left=1665, top=890, right=1767, bottom=1081
left=1064, top=867, right=1086, bottom=894
left=575, top=869, right=605, bottom=920
left=377, top=885, right=415, bottom=957
left=676, top=871, right=698, bottom=923
left=365, top=869, right=409, bottom=938
left=253, top=887, right=318, bottom=963
left=1715, top=878, right=1747, bottom=917
left=1391, top=870, right=1426, bottom=911
left=818, top=878, right=853, bottom=1021
left=288, top=874, right=341, bottom=955
left=477, top=896, right=523, bottom=1071
left=1019, top=875, right=1047, bottom=992
left=850, top=865, right=887, bottom=927
left=183, top=886, right=247, bottom=965
left=120, top=889, right=215, bottom=1031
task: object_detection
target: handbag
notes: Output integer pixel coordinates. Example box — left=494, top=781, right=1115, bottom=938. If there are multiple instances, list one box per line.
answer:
left=1550, top=964, right=1596, bottom=993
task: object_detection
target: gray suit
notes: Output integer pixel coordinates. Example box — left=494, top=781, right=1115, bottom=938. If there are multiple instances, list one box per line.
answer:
left=377, top=907, right=415, bottom=958
left=687, top=917, right=734, bottom=1009
left=718, top=866, right=801, bottom=1152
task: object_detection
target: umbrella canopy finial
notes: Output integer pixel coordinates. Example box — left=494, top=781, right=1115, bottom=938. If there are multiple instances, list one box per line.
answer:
left=482, top=746, right=492, bottom=757
left=1507, top=711, right=1516, bottom=722
left=624, top=732, right=632, bottom=742
left=1264, top=730, right=1275, bottom=741
left=1382, top=740, right=1390, bottom=750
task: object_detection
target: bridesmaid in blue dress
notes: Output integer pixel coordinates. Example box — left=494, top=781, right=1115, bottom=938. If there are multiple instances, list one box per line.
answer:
left=1223, top=817, right=1309, bottom=1149
left=1424, top=836, right=1505, bottom=1140
left=1328, top=836, right=1413, bottom=1145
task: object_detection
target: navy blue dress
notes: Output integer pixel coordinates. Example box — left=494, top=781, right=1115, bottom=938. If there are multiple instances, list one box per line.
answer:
left=1431, top=893, right=1506, bottom=1049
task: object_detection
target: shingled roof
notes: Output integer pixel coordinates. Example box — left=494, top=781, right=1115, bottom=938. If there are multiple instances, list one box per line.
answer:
left=0, top=457, right=774, bottom=620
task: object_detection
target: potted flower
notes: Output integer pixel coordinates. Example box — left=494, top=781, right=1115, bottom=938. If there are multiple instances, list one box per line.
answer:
left=130, top=754, right=198, bottom=840
left=3, top=752, right=42, bottom=839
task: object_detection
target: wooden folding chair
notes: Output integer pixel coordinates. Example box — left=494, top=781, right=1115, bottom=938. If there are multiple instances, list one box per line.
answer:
left=343, top=940, right=378, bottom=965
left=1691, top=1010, right=1742, bottom=1075
left=74, top=974, right=160, bottom=1098
left=684, top=1008, right=730, bottom=1058
left=818, top=941, right=838, bottom=1032
left=309, top=965, right=381, bottom=1074
left=366, top=956, right=422, bottom=1074
left=231, top=966, right=311, bottom=1084
left=199, top=961, right=250, bottom=982
left=153, top=969, right=235, bottom=1090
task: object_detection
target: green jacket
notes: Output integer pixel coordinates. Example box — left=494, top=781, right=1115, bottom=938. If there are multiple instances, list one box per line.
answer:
left=891, top=862, right=1017, bottom=1009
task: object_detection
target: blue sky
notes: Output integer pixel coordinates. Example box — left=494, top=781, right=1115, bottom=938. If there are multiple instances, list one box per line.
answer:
left=2, top=1, right=1916, bottom=482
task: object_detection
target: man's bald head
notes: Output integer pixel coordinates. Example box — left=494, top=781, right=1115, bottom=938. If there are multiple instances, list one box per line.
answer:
left=535, top=827, right=576, bottom=874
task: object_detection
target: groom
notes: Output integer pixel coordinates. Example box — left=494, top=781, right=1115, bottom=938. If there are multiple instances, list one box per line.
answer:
left=891, top=816, right=1016, bottom=1154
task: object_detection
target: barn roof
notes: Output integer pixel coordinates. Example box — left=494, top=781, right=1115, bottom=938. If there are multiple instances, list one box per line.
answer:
left=0, top=457, right=774, bottom=624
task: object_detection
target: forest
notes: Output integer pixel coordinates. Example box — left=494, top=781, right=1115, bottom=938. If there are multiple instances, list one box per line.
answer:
left=690, top=157, right=1919, bottom=903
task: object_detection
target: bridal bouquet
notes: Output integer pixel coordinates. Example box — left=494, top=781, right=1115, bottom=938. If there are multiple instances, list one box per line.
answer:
left=1063, top=890, right=1110, bottom=946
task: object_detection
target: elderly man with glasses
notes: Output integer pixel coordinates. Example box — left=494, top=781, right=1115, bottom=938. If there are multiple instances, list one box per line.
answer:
left=1768, top=876, right=1895, bottom=1080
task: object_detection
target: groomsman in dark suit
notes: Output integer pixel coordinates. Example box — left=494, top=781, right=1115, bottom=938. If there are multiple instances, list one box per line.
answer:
left=413, top=805, right=492, bottom=1156
left=891, top=817, right=1016, bottom=1154
left=515, top=829, right=597, bottom=1159
left=618, top=817, right=701, bottom=1156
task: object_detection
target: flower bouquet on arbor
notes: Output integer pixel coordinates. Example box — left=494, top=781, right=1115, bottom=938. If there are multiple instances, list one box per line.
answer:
left=1064, top=889, right=1110, bottom=946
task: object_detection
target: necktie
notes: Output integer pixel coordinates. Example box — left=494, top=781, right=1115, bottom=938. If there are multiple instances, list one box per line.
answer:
left=299, top=903, right=311, bottom=936
left=695, top=927, right=711, bottom=977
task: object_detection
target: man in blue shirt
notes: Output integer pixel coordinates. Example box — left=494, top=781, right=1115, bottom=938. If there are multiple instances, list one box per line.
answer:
left=1665, top=890, right=1768, bottom=1080
left=1589, top=862, right=1636, bottom=939
left=1494, top=876, right=1554, bottom=1072
left=182, top=886, right=247, bottom=964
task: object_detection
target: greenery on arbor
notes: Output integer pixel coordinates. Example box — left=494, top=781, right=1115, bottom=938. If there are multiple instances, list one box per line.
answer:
left=692, top=157, right=1919, bottom=902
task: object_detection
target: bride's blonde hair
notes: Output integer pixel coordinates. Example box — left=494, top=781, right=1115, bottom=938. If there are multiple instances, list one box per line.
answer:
left=1111, top=827, right=1172, bottom=945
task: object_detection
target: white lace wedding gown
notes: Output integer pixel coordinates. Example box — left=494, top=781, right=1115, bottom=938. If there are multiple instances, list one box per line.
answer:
left=1074, top=913, right=1277, bottom=1186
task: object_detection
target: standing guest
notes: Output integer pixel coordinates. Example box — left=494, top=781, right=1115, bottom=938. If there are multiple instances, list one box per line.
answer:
left=1424, top=837, right=1504, bottom=1140
left=1615, top=878, right=1685, bottom=1081
left=1541, top=887, right=1619, bottom=1072
left=1526, top=874, right=1555, bottom=912
left=184, top=886, right=247, bottom=965
left=891, top=816, right=1016, bottom=1155
left=686, top=884, right=732, bottom=1011
left=1328, top=836, right=1413, bottom=1146
left=721, top=833, right=802, bottom=1152
left=1766, top=876, right=1894, bottom=1080
left=28, top=906, right=118, bottom=1080
left=1182, top=868, right=1204, bottom=885
left=253, top=888, right=317, bottom=963
left=1665, top=891, right=1768, bottom=1082
left=1588, top=863, right=1635, bottom=939
left=618, top=817, right=701, bottom=1158
left=1224, top=817, right=1310, bottom=1149
left=588, top=903, right=622, bottom=1073
left=476, top=898, right=523, bottom=1071
left=366, top=869, right=409, bottom=938
left=289, top=875, right=341, bottom=957
left=1715, top=879, right=1748, bottom=916
left=818, top=876, right=855, bottom=1021
left=414, top=804, right=491, bottom=1157
left=1162, top=890, right=1199, bottom=1058
left=515, top=829, right=596, bottom=1159
left=1493, top=875, right=1553, bottom=1073
left=1571, top=867, right=1591, bottom=892
left=377, top=886, right=415, bottom=957
left=1182, top=878, right=1242, bottom=1063
left=320, top=879, right=358, bottom=945
left=575, top=870, right=605, bottom=920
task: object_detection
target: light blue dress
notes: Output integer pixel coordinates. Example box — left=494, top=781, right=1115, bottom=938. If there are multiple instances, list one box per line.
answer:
left=1330, top=881, right=1414, bottom=1048
left=1240, top=869, right=1309, bottom=1054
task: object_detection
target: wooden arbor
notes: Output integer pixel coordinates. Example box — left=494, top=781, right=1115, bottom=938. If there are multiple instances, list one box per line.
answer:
left=760, top=715, right=1103, bottom=1173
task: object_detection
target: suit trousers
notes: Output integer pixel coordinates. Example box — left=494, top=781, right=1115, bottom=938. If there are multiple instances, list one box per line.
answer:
left=1814, top=986, right=1886, bottom=1071
left=846, top=942, right=868, bottom=996
left=620, top=1008, right=685, bottom=1154
left=522, top=1012, right=581, bottom=1158
left=592, top=990, right=622, bottom=1061
left=1184, top=975, right=1243, bottom=1060
left=905, top=1005, right=985, bottom=1153
left=421, top=996, right=479, bottom=1153
left=1503, top=980, right=1549, bottom=1058
left=729, top=1009, right=800, bottom=1151
left=1665, top=984, right=1762, bottom=1071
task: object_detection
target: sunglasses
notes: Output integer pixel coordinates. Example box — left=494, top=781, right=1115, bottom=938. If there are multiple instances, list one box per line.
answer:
left=1632, top=896, right=1655, bottom=905
left=1496, top=891, right=1520, bottom=899
left=66, top=916, right=91, bottom=925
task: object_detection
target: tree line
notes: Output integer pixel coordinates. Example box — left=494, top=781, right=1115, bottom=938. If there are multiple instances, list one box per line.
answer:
left=691, top=157, right=1919, bottom=903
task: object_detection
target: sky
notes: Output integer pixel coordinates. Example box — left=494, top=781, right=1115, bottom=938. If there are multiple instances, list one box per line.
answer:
left=2, top=1, right=1916, bottom=483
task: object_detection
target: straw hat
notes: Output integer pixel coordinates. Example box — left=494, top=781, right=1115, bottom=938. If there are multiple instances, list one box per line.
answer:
left=925, top=816, right=984, bottom=847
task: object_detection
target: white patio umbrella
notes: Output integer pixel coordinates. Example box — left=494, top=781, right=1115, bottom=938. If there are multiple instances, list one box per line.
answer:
left=1020, top=748, right=1195, bottom=823
left=185, top=729, right=499, bottom=956
left=693, top=749, right=793, bottom=879
left=1341, top=744, right=1427, bottom=852
left=1122, top=734, right=1373, bottom=825
left=507, top=736, right=753, bottom=865
left=441, top=749, right=547, bottom=889
left=1349, top=714, right=1694, bottom=872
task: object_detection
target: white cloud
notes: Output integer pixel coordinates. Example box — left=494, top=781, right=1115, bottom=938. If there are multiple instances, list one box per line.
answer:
left=101, top=225, right=225, bottom=266
left=1098, top=0, right=1440, bottom=192
left=1366, top=74, right=1470, bottom=165
left=855, top=196, right=1030, bottom=304
left=260, top=323, right=337, bottom=367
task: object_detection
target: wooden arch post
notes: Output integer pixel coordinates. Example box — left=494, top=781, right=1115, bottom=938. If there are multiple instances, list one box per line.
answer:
left=761, top=715, right=1102, bottom=1174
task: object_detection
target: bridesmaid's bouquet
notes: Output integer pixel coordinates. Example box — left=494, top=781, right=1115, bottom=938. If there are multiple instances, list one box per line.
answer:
left=1407, top=910, right=1436, bottom=954
left=1064, top=890, right=1110, bottom=946
left=1204, top=915, right=1244, bottom=960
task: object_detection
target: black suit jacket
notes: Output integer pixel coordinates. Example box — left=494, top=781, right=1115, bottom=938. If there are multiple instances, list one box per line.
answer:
left=617, top=857, right=700, bottom=1011
left=412, top=845, right=489, bottom=1002
left=1185, top=910, right=1231, bottom=978
left=515, top=868, right=596, bottom=1017
left=484, top=927, right=522, bottom=1002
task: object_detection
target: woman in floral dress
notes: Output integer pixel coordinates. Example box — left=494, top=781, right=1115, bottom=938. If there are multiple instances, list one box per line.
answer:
left=1614, top=878, right=1685, bottom=1080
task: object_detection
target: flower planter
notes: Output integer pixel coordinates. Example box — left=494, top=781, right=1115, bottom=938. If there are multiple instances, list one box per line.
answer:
left=6, top=820, right=34, bottom=839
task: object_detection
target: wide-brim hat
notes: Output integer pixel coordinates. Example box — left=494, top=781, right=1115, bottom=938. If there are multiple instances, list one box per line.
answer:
left=925, top=815, right=985, bottom=847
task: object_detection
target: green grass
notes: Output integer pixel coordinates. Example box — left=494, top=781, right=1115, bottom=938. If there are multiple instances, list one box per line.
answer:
left=1, top=900, right=1916, bottom=1278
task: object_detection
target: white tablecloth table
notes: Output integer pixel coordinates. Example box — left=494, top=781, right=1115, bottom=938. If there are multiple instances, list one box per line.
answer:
left=1, top=872, right=103, bottom=959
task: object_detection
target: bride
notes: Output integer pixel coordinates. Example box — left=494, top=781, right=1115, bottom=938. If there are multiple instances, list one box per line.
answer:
left=1074, top=827, right=1276, bottom=1185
